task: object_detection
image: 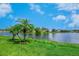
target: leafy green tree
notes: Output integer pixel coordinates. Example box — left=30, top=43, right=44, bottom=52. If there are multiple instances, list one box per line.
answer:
left=17, top=19, right=34, bottom=41
left=9, top=18, right=35, bottom=42
left=9, top=24, right=21, bottom=41
left=35, top=27, right=42, bottom=35
left=28, top=24, right=35, bottom=34
left=41, top=28, right=49, bottom=34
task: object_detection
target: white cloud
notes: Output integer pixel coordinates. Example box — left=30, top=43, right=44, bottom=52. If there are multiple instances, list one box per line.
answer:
left=57, top=3, right=79, bottom=13
left=56, top=3, right=79, bottom=28
left=29, top=4, right=44, bottom=15
left=69, top=23, right=76, bottom=27
left=68, top=14, right=79, bottom=27
left=53, top=15, right=66, bottom=21
left=0, top=3, right=12, bottom=17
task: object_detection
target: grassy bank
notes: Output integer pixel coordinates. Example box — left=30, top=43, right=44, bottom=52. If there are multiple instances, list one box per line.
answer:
left=0, top=36, right=79, bottom=56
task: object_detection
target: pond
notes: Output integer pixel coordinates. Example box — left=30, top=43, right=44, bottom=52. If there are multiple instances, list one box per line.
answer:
left=0, top=32, right=79, bottom=44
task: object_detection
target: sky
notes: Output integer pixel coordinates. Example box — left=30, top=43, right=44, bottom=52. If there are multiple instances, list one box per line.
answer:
left=0, top=3, right=79, bottom=30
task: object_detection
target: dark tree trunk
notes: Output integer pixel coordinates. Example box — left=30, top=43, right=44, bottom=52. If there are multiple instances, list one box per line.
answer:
left=12, top=34, right=16, bottom=41
left=23, top=33, right=26, bottom=41
left=23, top=28, right=26, bottom=41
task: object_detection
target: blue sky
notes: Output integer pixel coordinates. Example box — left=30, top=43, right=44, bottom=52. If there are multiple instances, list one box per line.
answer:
left=0, top=3, right=79, bottom=30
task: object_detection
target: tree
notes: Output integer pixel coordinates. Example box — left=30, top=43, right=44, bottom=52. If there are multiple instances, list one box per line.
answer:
left=41, top=28, right=49, bottom=34
left=28, top=24, right=35, bottom=34
left=9, top=18, right=35, bottom=42
left=17, top=19, right=34, bottom=41
left=9, top=24, right=21, bottom=41
left=35, top=27, right=42, bottom=35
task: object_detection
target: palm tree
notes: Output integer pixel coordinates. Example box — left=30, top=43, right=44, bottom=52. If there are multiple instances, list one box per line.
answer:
left=9, top=26, right=16, bottom=41
left=9, top=24, right=23, bottom=41
left=17, top=19, right=34, bottom=41
left=9, top=18, right=35, bottom=42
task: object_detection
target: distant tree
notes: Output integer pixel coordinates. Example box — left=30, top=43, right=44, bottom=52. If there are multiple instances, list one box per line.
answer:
left=35, top=27, right=42, bottom=35
left=52, top=29, right=57, bottom=32
left=41, top=28, right=49, bottom=34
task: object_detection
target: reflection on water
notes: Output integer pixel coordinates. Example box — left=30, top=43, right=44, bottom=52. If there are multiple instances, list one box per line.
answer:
left=54, top=33, right=71, bottom=43
left=0, top=32, right=12, bottom=36
left=1, top=32, right=79, bottom=44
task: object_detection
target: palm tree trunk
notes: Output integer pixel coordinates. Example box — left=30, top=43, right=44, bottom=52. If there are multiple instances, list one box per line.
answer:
left=23, top=33, right=26, bottom=41
left=12, top=34, right=16, bottom=41
left=23, top=28, right=26, bottom=41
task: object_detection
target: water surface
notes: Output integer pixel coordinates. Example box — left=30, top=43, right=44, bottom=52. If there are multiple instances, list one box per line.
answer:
left=1, top=32, right=79, bottom=44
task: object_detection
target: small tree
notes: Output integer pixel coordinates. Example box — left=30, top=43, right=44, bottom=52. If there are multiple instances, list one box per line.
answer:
left=35, top=27, right=42, bottom=35
left=9, top=24, right=21, bottom=41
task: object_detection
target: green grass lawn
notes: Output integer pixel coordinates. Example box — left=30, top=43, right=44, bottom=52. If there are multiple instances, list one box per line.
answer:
left=0, top=36, right=79, bottom=56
